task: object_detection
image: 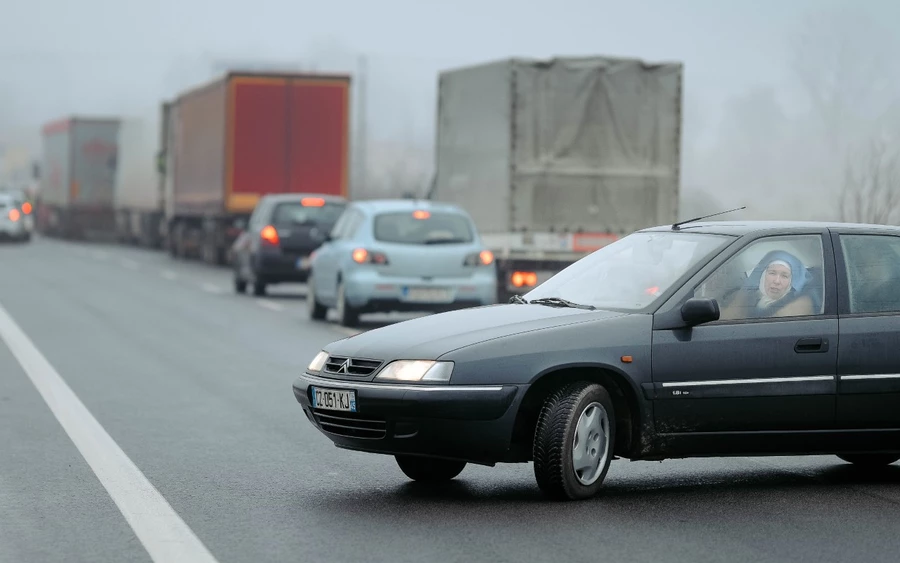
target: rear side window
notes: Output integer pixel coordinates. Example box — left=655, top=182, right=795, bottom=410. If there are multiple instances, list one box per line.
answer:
left=272, top=200, right=345, bottom=226
left=373, top=210, right=474, bottom=244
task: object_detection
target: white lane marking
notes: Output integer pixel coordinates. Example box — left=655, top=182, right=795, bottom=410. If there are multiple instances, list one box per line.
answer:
left=120, top=259, right=140, bottom=270
left=199, top=283, right=225, bottom=294
left=257, top=299, right=285, bottom=312
left=0, top=302, right=221, bottom=563
left=160, top=270, right=178, bottom=281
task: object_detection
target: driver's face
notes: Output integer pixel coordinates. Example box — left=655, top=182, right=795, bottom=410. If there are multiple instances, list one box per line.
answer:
left=764, top=264, right=791, bottom=299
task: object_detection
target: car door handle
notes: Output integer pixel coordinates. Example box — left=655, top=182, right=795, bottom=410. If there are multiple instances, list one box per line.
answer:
left=794, top=337, right=828, bottom=353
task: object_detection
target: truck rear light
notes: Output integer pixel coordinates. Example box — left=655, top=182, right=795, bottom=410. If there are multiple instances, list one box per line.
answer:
left=352, top=248, right=389, bottom=264
left=21, top=202, right=32, bottom=215
left=8, top=209, right=20, bottom=222
left=463, top=250, right=494, bottom=266
left=510, top=271, right=537, bottom=287
left=260, top=225, right=279, bottom=245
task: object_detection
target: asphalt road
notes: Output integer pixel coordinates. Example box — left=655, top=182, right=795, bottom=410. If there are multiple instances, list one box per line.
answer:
left=3, top=236, right=900, bottom=563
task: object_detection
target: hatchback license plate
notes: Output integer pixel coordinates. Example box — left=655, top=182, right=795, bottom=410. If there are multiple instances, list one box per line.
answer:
left=311, top=386, right=356, bottom=412
left=403, top=287, right=452, bottom=303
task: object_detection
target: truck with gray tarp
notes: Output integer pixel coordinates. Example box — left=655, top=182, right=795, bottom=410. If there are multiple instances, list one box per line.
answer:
left=428, top=55, right=683, bottom=302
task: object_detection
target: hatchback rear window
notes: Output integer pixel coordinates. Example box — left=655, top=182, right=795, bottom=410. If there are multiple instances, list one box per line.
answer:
left=373, top=210, right=474, bottom=244
left=272, top=200, right=345, bottom=226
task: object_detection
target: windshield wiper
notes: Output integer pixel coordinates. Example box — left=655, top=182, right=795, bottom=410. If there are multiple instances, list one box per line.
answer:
left=529, top=297, right=596, bottom=310
left=508, top=294, right=529, bottom=304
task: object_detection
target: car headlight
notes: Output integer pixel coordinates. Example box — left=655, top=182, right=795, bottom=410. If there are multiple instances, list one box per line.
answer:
left=374, top=360, right=453, bottom=383
left=307, top=350, right=329, bottom=372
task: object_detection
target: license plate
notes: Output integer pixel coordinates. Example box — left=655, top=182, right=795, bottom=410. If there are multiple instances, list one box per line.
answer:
left=311, top=386, right=356, bottom=412
left=402, top=286, right=453, bottom=303
left=296, top=257, right=311, bottom=270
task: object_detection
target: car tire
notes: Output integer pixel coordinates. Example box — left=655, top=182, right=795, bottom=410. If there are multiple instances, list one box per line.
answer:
left=234, top=275, right=247, bottom=294
left=532, top=381, right=616, bottom=501
left=335, top=280, right=359, bottom=327
left=836, top=453, right=900, bottom=466
left=252, top=280, right=266, bottom=296
left=306, top=275, right=327, bottom=320
left=395, top=455, right=466, bottom=482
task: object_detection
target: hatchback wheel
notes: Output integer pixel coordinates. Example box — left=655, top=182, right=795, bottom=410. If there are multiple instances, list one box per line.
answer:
left=335, top=281, right=359, bottom=327
left=395, top=455, right=467, bottom=482
left=837, top=453, right=900, bottom=466
left=533, top=381, right=615, bottom=500
left=306, top=275, right=327, bottom=320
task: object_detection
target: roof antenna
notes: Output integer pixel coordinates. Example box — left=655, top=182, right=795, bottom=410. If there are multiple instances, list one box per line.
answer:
left=671, top=206, right=746, bottom=231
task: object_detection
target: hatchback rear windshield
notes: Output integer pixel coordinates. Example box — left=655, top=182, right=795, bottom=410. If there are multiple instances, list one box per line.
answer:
left=373, top=210, right=474, bottom=245
left=272, top=200, right=345, bottom=226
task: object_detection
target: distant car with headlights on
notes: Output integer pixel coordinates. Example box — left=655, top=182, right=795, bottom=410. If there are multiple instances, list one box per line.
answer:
left=232, top=193, right=347, bottom=295
left=306, top=199, right=497, bottom=326
left=0, top=192, right=32, bottom=242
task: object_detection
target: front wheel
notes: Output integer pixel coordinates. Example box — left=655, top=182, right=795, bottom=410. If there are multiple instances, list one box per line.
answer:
left=837, top=453, right=900, bottom=467
left=395, top=455, right=466, bottom=482
left=306, top=275, right=327, bottom=320
left=533, top=381, right=616, bottom=500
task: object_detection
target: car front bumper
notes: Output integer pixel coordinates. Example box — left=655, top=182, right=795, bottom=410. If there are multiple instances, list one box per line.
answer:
left=342, top=269, right=497, bottom=312
left=292, top=372, right=526, bottom=465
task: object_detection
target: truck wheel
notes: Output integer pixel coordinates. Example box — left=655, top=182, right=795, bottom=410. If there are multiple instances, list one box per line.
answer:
left=395, top=455, right=466, bottom=482
left=533, top=381, right=616, bottom=501
left=335, top=280, right=359, bottom=327
left=306, top=276, right=327, bottom=320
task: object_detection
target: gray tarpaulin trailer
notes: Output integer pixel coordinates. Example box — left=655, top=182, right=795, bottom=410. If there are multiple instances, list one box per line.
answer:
left=429, top=56, right=683, bottom=302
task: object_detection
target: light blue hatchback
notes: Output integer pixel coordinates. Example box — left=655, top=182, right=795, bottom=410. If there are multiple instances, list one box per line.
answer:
left=305, top=198, right=498, bottom=326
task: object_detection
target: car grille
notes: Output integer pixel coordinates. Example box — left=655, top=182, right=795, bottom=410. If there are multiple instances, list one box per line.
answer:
left=323, top=355, right=383, bottom=377
left=313, top=411, right=387, bottom=439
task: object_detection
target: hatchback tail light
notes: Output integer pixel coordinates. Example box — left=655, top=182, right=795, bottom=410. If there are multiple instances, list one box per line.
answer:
left=260, top=225, right=279, bottom=246
left=351, top=248, right=389, bottom=265
left=463, top=250, right=494, bottom=266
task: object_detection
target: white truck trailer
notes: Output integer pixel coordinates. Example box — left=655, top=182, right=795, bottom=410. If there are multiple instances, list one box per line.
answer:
left=428, top=56, right=683, bottom=302
left=113, top=106, right=165, bottom=248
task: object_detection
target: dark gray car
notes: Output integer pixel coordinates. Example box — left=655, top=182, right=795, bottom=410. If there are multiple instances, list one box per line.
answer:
left=291, top=220, right=900, bottom=500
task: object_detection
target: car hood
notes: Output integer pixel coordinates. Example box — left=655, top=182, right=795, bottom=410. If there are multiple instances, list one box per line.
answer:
left=324, top=304, right=627, bottom=361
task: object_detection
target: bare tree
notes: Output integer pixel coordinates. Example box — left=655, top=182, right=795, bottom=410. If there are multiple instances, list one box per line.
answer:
left=840, top=137, right=900, bottom=225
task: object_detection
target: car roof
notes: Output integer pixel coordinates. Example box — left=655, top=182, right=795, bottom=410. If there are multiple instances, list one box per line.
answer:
left=351, top=198, right=467, bottom=215
left=640, top=220, right=900, bottom=236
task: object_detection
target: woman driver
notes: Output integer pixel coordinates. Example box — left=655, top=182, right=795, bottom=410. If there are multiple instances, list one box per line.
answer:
left=719, top=250, right=815, bottom=319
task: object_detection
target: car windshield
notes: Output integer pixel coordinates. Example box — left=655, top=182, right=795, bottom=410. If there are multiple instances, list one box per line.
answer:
left=524, top=231, right=733, bottom=311
left=272, top=200, right=345, bottom=226
left=373, top=210, right=474, bottom=244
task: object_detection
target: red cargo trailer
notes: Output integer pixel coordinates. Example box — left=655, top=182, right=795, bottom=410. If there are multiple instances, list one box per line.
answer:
left=165, top=70, right=351, bottom=264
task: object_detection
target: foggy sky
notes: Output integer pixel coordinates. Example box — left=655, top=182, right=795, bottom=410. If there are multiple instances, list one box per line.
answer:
left=1, top=0, right=899, bottom=221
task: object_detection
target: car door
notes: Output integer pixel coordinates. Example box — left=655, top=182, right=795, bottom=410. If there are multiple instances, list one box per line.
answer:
left=312, top=207, right=362, bottom=302
left=651, top=232, right=838, bottom=438
left=832, top=230, right=900, bottom=429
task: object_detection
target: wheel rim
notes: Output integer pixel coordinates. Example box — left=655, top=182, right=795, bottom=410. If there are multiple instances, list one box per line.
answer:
left=572, top=401, right=610, bottom=486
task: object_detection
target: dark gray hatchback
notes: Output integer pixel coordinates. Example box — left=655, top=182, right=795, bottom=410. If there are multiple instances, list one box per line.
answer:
left=292, top=220, right=900, bottom=500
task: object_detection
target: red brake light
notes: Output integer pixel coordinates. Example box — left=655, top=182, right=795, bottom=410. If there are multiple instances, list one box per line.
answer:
left=260, top=225, right=279, bottom=245
left=301, top=197, right=325, bottom=207
left=8, top=209, right=20, bottom=222
left=21, top=202, right=32, bottom=215
left=352, top=248, right=389, bottom=264
left=412, top=210, right=430, bottom=219
left=511, top=271, right=538, bottom=287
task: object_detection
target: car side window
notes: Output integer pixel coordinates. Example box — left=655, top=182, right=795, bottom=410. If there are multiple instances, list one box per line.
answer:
left=694, top=234, right=826, bottom=321
left=249, top=202, right=268, bottom=230
left=839, top=234, right=900, bottom=314
left=329, top=210, right=352, bottom=240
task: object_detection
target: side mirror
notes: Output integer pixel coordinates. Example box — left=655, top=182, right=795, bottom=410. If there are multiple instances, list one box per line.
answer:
left=681, top=297, right=720, bottom=326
